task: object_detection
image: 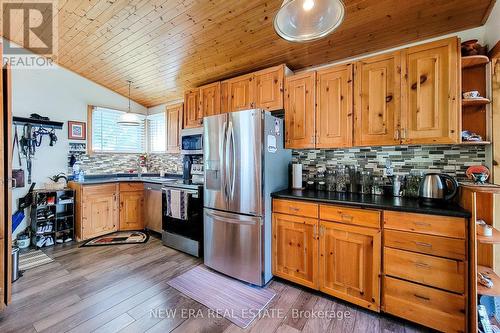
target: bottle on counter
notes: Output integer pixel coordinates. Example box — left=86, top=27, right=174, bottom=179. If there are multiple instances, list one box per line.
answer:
left=336, top=165, right=347, bottom=193
left=360, top=171, right=372, bottom=194
left=326, top=166, right=336, bottom=192
left=347, top=165, right=359, bottom=193
left=372, top=176, right=384, bottom=195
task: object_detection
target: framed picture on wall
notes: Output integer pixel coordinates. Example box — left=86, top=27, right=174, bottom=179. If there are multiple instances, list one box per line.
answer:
left=68, top=121, right=86, bottom=140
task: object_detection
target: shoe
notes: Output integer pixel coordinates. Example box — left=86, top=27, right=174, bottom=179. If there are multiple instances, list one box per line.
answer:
left=45, top=236, right=54, bottom=246
left=36, top=236, right=46, bottom=247
left=64, top=236, right=73, bottom=243
left=56, top=238, right=63, bottom=244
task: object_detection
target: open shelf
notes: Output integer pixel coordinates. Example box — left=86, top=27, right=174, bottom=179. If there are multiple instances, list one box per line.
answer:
left=459, top=141, right=491, bottom=145
left=462, top=55, right=490, bottom=68
left=478, top=227, right=500, bottom=244
left=462, top=97, right=491, bottom=107
left=478, top=265, right=500, bottom=296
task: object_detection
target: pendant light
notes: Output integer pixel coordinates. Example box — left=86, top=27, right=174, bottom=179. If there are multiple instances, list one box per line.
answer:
left=117, top=80, right=141, bottom=126
left=274, top=0, right=345, bottom=42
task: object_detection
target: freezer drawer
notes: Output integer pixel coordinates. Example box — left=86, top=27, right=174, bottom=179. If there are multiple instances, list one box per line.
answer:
left=203, top=208, right=263, bottom=285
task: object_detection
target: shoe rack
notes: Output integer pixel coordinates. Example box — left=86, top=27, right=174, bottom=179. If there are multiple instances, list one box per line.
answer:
left=30, top=189, right=75, bottom=249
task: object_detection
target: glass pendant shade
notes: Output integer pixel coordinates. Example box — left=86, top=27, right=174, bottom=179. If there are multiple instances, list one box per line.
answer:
left=117, top=80, right=141, bottom=126
left=274, top=0, right=345, bottom=42
left=117, top=112, right=141, bottom=126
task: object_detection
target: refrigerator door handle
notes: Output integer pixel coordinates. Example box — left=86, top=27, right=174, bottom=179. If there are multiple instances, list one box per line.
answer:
left=228, top=121, right=236, bottom=199
left=221, top=119, right=228, bottom=201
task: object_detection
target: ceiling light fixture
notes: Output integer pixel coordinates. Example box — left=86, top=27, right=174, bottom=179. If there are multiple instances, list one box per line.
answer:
left=274, top=0, right=345, bottom=42
left=117, top=80, right=141, bottom=126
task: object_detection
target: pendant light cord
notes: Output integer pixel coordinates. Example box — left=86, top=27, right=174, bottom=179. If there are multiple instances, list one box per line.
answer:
left=128, top=80, right=131, bottom=113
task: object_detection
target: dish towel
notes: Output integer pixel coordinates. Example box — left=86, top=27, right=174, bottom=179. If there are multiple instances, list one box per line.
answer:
left=166, top=189, right=189, bottom=220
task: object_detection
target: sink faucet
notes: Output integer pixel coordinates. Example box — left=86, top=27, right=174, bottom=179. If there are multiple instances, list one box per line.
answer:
left=137, top=158, right=142, bottom=178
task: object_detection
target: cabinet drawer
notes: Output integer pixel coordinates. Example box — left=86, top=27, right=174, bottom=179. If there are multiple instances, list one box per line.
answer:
left=384, top=247, right=464, bottom=293
left=320, top=205, right=380, bottom=229
left=82, top=183, right=117, bottom=197
left=273, top=199, right=318, bottom=218
left=383, top=276, right=465, bottom=333
left=119, top=182, right=144, bottom=192
left=384, top=229, right=466, bottom=261
left=384, top=211, right=466, bottom=239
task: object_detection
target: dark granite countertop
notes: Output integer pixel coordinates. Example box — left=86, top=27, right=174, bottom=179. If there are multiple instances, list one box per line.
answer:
left=69, top=173, right=182, bottom=185
left=271, top=189, right=470, bottom=218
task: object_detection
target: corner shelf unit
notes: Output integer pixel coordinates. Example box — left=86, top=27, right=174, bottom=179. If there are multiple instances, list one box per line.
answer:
left=461, top=55, right=492, bottom=144
left=30, top=189, right=75, bottom=249
left=460, top=184, right=500, bottom=331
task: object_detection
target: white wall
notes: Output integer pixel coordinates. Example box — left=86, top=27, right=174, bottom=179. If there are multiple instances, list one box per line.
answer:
left=485, top=1, right=500, bottom=48
left=8, top=41, right=147, bottom=238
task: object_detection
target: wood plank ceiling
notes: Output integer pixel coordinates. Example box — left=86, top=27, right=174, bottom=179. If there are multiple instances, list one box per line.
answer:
left=4, top=0, right=496, bottom=107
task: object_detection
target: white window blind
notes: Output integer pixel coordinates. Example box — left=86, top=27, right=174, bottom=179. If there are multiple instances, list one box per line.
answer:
left=147, top=112, right=166, bottom=153
left=91, top=107, right=146, bottom=153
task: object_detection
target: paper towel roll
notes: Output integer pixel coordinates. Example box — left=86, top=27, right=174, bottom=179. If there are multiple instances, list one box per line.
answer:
left=292, top=164, right=303, bottom=189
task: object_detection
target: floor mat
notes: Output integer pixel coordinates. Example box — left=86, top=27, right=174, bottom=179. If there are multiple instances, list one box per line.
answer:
left=168, top=265, right=276, bottom=328
left=19, top=249, right=54, bottom=271
left=80, top=230, right=149, bottom=247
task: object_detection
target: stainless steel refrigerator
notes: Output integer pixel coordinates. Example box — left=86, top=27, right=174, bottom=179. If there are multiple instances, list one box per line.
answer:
left=203, top=109, right=291, bottom=286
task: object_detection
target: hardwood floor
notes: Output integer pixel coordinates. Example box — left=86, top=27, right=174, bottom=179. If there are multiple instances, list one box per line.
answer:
left=0, top=236, right=429, bottom=333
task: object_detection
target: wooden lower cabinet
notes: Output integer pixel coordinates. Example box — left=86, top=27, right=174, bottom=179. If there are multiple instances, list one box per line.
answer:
left=119, top=186, right=145, bottom=231
left=272, top=213, right=318, bottom=289
left=78, top=184, right=119, bottom=240
left=272, top=198, right=468, bottom=330
left=70, top=182, right=145, bottom=240
left=319, top=221, right=381, bottom=311
left=384, top=276, right=465, bottom=333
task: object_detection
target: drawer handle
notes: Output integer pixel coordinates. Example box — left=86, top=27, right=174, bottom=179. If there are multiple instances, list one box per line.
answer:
left=414, top=294, right=430, bottom=301
left=414, top=261, right=431, bottom=269
left=289, top=207, right=300, bottom=212
left=413, top=221, right=431, bottom=227
left=341, top=214, right=353, bottom=222
left=415, top=241, right=432, bottom=248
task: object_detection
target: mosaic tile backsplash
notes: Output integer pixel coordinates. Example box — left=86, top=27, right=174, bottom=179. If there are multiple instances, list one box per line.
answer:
left=71, top=152, right=183, bottom=175
left=293, top=145, right=487, bottom=180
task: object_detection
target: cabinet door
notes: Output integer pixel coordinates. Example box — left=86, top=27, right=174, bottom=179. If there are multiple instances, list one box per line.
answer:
left=184, top=89, right=202, bottom=128
left=227, top=74, right=255, bottom=112
left=83, top=193, right=118, bottom=239
left=119, top=191, right=145, bottom=231
left=166, top=103, right=183, bottom=153
left=355, top=52, right=401, bottom=146
left=319, top=221, right=381, bottom=311
left=272, top=213, right=319, bottom=289
left=255, top=65, right=284, bottom=111
left=402, top=37, right=459, bottom=144
left=284, top=72, right=316, bottom=149
left=316, top=64, right=353, bottom=148
left=199, top=82, right=220, bottom=117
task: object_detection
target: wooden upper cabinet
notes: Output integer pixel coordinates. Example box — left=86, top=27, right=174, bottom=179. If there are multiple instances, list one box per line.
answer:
left=227, top=73, right=255, bottom=112
left=272, top=213, right=319, bottom=289
left=166, top=103, right=183, bottom=153
left=316, top=64, right=353, bottom=148
left=255, top=65, right=287, bottom=111
left=319, top=221, right=381, bottom=311
left=284, top=71, right=316, bottom=149
left=355, top=52, right=402, bottom=146
left=199, top=82, right=220, bottom=117
left=184, top=89, right=202, bottom=128
left=402, top=37, right=460, bottom=144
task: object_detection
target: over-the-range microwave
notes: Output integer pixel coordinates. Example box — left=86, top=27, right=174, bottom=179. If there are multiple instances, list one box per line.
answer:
left=180, top=127, right=203, bottom=155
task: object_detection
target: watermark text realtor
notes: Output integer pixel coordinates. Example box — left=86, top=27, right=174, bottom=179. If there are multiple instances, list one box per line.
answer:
left=150, top=308, right=351, bottom=320
left=1, top=0, right=58, bottom=68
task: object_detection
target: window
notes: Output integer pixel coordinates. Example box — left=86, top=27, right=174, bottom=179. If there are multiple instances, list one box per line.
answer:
left=147, top=112, right=166, bottom=153
left=91, top=106, right=146, bottom=153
